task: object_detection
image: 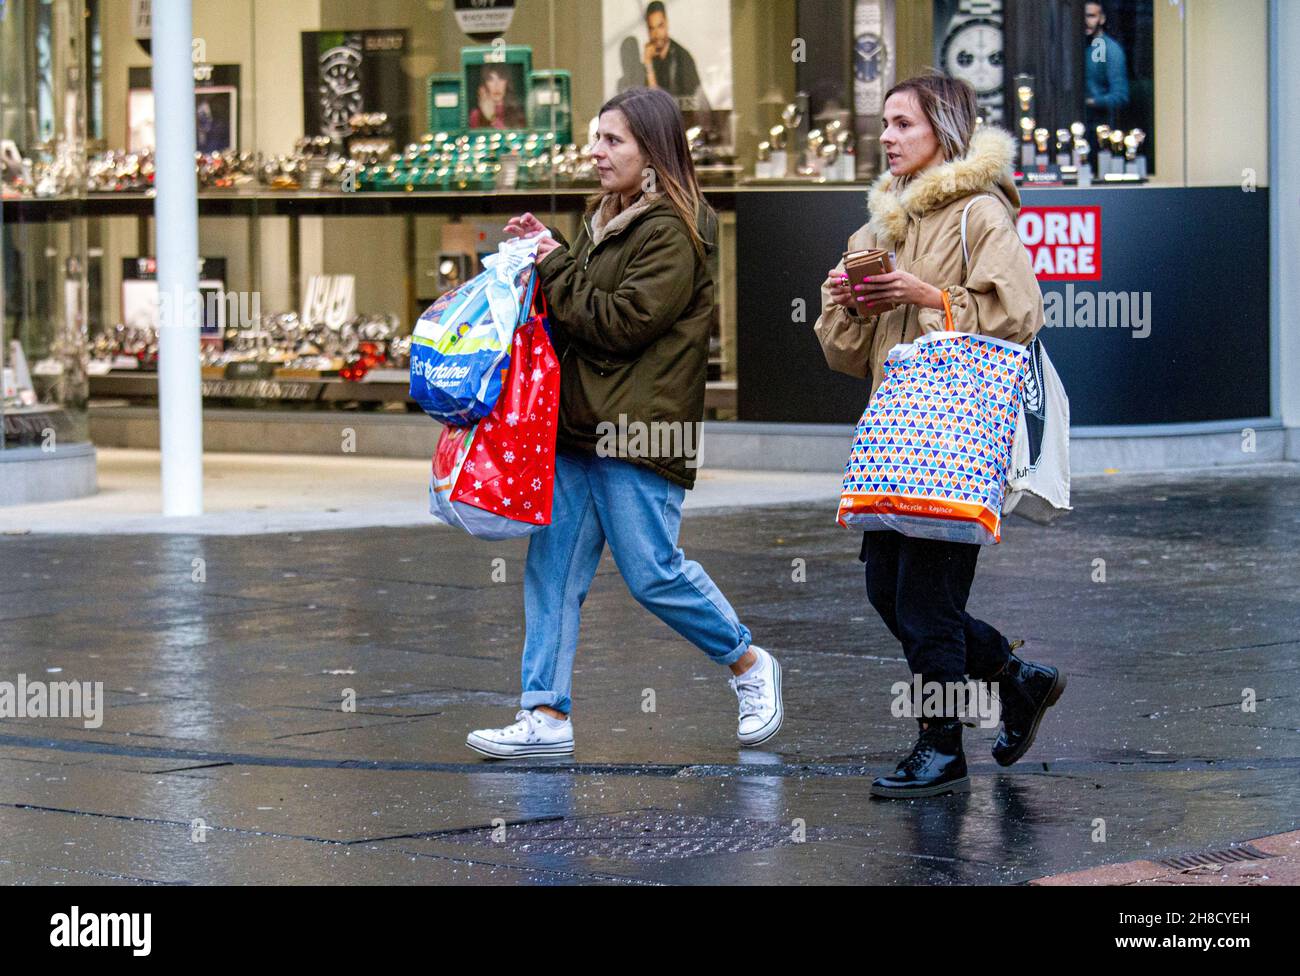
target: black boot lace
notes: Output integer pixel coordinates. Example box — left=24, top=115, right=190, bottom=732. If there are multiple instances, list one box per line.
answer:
left=898, top=723, right=952, bottom=774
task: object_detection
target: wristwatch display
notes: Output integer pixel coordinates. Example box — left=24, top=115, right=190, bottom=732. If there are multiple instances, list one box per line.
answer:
left=853, top=0, right=890, bottom=120
left=940, top=0, right=1004, bottom=122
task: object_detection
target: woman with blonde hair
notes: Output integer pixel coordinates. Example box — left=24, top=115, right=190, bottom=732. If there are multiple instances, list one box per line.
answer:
left=815, top=74, right=1066, bottom=798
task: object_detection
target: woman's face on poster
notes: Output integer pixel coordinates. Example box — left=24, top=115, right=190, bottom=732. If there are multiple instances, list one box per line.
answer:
left=483, top=69, right=509, bottom=102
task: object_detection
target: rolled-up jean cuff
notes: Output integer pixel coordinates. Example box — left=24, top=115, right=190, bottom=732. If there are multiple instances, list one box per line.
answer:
left=521, top=690, right=569, bottom=714
left=717, top=639, right=750, bottom=668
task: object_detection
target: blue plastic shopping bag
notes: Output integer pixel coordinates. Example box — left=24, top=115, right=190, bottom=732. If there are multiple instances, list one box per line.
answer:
left=409, top=234, right=545, bottom=425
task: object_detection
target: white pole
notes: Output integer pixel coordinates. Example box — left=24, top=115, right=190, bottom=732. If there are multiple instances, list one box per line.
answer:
left=1272, top=0, right=1300, bottom=449
left=153, top=0, right=204, bottom=515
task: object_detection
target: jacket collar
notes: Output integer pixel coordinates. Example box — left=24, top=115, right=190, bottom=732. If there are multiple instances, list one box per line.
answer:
left=866, top=127, right=1018, bottom=246
left=585, top=192, right=719, bottom=256
left=589, top=191, right=664, bottom=247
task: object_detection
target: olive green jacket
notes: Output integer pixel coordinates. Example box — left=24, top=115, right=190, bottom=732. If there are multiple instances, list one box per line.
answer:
left=537, top=193, right=718, bottom=489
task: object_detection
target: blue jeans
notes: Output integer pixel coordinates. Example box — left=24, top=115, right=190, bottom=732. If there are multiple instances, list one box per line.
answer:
left=520, top=450, right=752, bottom=714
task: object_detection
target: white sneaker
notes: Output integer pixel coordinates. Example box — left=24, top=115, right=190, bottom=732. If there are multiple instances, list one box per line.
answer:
left=730, top=646, right=783, bottom=746
left=466, top=709, right=575, bottom=759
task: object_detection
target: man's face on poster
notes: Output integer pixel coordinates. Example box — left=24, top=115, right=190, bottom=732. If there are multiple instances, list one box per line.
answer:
left=646, top=10, right=669, bottom=56
left=1085, top=2, right=1105, bottom=37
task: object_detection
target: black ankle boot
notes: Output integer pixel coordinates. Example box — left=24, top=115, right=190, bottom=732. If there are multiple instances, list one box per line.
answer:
left=990, top=649, right=1066, bottom=767
left=870, top=719, right=969, bottom=798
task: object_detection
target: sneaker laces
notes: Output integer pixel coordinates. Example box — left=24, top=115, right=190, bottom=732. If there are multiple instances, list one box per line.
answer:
left=501, top=709, right=537, bottom=737
left=730, top=670, right=767, bottom=721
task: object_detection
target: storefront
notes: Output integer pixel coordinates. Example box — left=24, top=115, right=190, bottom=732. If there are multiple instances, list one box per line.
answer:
left=2, top=0, right=1295, bottom=504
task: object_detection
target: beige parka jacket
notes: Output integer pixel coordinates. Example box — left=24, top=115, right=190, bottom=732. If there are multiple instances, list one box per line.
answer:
left=814, top=127, right=1045, bottom=402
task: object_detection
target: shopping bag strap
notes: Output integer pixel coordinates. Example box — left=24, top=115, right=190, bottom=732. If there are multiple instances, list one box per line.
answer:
left=959, top=194, right=995, bottom=273
left=961, top=194, right=1047, bottom=357
left=525, top=273, right=552, bottom=341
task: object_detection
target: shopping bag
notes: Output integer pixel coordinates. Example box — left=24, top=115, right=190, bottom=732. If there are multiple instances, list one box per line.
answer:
left=838, top=331, right=1030, bottom=545
left=429, top=306, right=559, bottom=539
left=1001, top=337, right=1072, bottom=523
left=957, top=195, right=1072, bottom=525
left=409, top=234, right=545, bottom=425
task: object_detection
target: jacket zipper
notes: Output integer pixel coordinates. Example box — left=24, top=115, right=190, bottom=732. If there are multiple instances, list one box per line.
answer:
left=582, top=215, right=596, bottom=270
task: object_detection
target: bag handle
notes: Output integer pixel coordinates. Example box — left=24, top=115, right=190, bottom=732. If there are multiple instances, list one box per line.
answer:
left=959, top=194, right=994, bottom=274
left=523, top=265, right=552, bottom=340
left=518, top=259, right=549, bottom=322
left=943, top=194, right=994, bottom=334
left=961, top=194, right=1046, bottom=356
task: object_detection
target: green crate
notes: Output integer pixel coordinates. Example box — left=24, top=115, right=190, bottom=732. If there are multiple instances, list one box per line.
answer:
left=426, top=73, right=463, bottom=134
left=528, top=69, right=572, bottom=145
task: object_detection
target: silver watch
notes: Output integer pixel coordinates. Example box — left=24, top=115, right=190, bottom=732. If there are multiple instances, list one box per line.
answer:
left=941, top=0, right=1005, bottom=112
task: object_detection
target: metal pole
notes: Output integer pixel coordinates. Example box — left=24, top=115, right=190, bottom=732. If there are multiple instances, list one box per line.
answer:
left=1273, top=0, right=1300, bottom=434
left=153, top=0, right=203, bottom=515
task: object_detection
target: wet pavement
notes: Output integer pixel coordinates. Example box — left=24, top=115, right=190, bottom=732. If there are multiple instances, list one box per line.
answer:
left=1, top=464, right=1297, bottom=884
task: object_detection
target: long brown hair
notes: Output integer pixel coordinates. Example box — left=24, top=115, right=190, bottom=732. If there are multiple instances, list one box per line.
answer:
left=587, top=86, right=706, bottom=259
left=884, top=73, right=978, bottom=165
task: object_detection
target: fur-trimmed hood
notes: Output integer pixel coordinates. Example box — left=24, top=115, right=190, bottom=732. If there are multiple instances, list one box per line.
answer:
left=866, top=127, right=1020, bottom=247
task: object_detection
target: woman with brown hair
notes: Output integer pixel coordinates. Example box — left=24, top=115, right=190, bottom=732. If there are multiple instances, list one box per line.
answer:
left=466, top=86, right=782, bottom=758
left=815, top=73, right=1066, bottom=798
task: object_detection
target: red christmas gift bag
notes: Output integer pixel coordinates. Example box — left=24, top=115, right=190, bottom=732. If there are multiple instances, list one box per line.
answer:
left=429, top=308, right=559, bottom=539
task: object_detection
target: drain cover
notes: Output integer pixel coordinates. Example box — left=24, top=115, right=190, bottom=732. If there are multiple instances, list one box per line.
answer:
left=1157, top=844, right=1275, bottom=871
left=439, top=812, right=816, bottom=860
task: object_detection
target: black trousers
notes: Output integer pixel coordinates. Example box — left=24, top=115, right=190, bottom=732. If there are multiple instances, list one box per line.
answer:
left=860, top=530, right=1011, bottom=686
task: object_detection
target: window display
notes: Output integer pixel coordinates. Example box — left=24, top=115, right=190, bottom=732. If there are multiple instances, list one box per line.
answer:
left=0, top=0, right=1273, bottom=458
left=2, top=0, right=89, bottom=453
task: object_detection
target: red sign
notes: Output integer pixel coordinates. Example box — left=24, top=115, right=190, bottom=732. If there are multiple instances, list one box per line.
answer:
left=1017, top=205, right=1102, bottom=281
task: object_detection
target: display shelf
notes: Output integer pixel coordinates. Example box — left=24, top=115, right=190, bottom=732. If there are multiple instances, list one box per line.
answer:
left=88, top=370, right=739, bottom=413
left=3, top=186, right=742, bottom=222
left=90, top=370, right=411, bottom=406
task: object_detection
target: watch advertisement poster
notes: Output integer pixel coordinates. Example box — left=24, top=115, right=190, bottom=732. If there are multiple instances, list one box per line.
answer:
left=127, top=64, right=240, bottom=154
left=602, top=0, right=732, bottom=133
left=122, top=257, right=228, bottom=343
left=934, top=0, right=1004, bottom=123
left=301, top=30, right=409, bottom=146
left=1083, top=0, right=1155, bottom=167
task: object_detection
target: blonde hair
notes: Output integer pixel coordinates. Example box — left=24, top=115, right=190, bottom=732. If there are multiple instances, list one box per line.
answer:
left=885, top=73, right=978, bottom=164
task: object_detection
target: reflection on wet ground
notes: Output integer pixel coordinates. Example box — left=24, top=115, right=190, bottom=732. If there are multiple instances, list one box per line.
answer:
left=1, top=467, right=1297, bottom=883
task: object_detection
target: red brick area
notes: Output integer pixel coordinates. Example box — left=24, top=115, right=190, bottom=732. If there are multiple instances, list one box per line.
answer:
left=1031, top=831, right=1300, bottom=886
